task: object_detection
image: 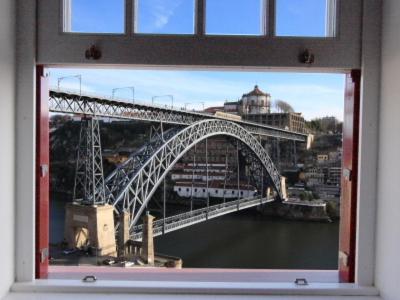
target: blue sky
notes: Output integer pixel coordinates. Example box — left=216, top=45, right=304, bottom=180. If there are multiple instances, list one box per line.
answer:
left=49, top=68, right=345, bottom=121
left=65, top=1, right=342, bottom=121
left=71, top=0, right=330, bottom=36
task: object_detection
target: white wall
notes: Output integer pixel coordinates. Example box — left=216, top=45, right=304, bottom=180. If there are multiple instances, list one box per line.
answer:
left=375, top=1, right=400, bottom=299
left=0, top=0, right=15, bottom=298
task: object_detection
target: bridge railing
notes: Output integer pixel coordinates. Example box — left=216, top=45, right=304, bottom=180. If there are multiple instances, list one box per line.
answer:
left=131, top=195, right=274, bottom=240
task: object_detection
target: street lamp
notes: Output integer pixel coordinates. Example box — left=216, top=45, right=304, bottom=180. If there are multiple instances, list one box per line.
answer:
left=112, top=86, right=135, bottom=104
left=57, top=75, right=82, bottom=95
left=151, top=95, right=174, bottom=108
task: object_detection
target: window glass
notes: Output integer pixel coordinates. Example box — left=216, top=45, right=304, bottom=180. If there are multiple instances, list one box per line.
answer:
left=206, top=0, right=265, bottom=35
left=135, top=0, right=195, bottom=34
left=64, top=0, right=125, bottom=33
left=276, top=0, right=336, bottom=37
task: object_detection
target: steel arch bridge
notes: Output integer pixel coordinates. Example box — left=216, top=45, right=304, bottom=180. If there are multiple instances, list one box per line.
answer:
left=104, top=119, right=284, bottom=233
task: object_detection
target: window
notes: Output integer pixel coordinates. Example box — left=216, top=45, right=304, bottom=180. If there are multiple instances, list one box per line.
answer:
left=24, top=0, right=373, bottom=291
left=135, top=0, right=196, bottom=34
left=205, top=0, right=265, bottom=35
left=275, top=0, right=336, bottom=37
left=45, top=69, right=341, bottom=271
left=63, top=0, right=125, bottom=33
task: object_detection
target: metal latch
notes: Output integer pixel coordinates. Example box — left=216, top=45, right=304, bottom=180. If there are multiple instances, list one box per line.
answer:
left=40, top=247, right=49, bottom=263
left=343, top=168, right=352, bottom=181
left=82, top=275, right=97, bottom=283
left=294, top=278, right=308, bottom=286
left=339, top=251, right=349, bottom=267
left=40, top=164, right=49, bottom=177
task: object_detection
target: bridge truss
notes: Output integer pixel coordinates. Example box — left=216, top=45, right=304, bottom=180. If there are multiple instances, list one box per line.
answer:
left=49, top=90, right=308, bottom=142
left=104, top=119, right=284, bottom=236
left=51, top=90, right=304, bottom=240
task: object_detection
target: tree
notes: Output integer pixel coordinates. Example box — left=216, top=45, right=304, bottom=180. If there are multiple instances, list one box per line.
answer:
left=274, top=99, right=295, bottom=113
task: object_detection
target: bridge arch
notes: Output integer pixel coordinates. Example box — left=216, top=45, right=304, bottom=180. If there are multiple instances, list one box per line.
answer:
left=106, top=119, right=283, bottom=228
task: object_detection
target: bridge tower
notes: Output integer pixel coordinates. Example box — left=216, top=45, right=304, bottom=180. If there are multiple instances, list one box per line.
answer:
left=64, top=117, right=117, bottom=256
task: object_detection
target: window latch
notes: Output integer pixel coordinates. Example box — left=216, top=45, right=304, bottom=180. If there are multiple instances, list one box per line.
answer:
left=40, top=247, right=49, bottom=263
left=343, top=168, right=352, bottom=181
left=294, top=278, right=308, bottom=286
left=40, top=164, right=49, bottom=177
left=82, top=275, right=97, bottom=283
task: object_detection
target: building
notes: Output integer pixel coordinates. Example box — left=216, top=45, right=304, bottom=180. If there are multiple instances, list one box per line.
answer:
left=180, top=137, right=238, bottom=168
left=238, top=85, right=271, bottom=115
left=304, top=167, right=325, bottom=187
left=313, top=184, right=341, bottom=199
left=243, top=112, right=306, bottom=133
left=171, top=163, right=232, bottom=182
left=204, top=106, right=224, bottom=114
left=317, top=154, right=329, bottom=162
left=223, top=101, right=240, bottom=113
left=213, top=86, right=306, bottom=133
left=320, top=116, right=339, bottom=132
left=173, top=181, right=257, bottom=199
left=328, top=167, right=342, bottom=186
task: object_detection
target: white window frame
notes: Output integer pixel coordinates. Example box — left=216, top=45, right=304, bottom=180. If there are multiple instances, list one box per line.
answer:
left=37, top=0, right=360, bottom=68
left=14, top=0, right=381, bottom=296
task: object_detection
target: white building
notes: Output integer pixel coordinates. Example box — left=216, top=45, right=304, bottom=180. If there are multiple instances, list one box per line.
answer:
left=239, top=85, right=271, bottom=115
left=305, top=167, right=325, bottom=186
left=173, top=181, right=257, bottom=199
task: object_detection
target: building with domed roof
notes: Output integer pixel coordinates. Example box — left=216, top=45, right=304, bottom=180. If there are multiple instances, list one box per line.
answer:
left=218, top=85, right=305, bottom=133
left=239, top=85, right=271, bottom=115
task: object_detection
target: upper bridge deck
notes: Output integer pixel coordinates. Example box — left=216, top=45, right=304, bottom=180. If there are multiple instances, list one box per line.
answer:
left=49, top=89, right=309, bottom=142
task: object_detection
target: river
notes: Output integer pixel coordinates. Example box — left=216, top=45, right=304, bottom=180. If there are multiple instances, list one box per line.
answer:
left=51, top=197, right=339, bottom=270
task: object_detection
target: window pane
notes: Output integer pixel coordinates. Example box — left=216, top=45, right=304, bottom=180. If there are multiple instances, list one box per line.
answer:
left=135, top=0, right=195, bottom=34
left=276, top=0, right=336, bottom=37
left=206, top=0, right=265, bottom=35
left=65, top=0, right=125, bottom=34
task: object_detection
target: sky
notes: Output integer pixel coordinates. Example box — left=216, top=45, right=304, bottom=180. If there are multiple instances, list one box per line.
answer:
left=71, top=0, right=330, bottom=36
left=49, top=68, right=345, bottom=121
left=62, top=0, right=343, bottom=121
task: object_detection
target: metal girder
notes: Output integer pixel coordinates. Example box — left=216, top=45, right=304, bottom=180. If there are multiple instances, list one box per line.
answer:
left=49, top=90, right=307, bottom=142
left=131, top=196, right=274, bottom=241
left=73, top=117, right=106, bottom=205
left=105, top=119, right=284, bottom=232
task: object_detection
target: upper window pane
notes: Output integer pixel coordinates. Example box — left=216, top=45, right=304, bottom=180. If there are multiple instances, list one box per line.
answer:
left=206, top=0, right=265, bottom=35
left=135, top=0, right=195, bottom=34
left=64, top=0, right=125, bottom=34
left=276, top=0, right=336, bottom=37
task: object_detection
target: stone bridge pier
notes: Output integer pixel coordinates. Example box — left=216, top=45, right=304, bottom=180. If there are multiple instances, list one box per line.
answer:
left=64, top=203, right=117, bottom=256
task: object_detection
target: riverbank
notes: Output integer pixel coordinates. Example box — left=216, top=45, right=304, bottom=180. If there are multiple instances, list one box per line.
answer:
left=257, top=199, right=335, bottom=222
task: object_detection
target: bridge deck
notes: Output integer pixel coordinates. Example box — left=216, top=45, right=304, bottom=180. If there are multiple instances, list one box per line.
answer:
left=49, top=90, right=308, bottom=142
left=131, top=196, right=274, bottom=241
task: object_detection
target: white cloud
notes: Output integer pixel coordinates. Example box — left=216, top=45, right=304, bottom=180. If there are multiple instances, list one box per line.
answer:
left=144, top=0, right=184, bottom=31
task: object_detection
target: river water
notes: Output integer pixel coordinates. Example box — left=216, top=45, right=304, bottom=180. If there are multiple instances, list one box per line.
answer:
left=51, top=197, right=339, bottom=270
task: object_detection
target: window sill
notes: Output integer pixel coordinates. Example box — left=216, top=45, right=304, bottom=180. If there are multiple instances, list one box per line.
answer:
left=10, top=280, right=379, bottom=298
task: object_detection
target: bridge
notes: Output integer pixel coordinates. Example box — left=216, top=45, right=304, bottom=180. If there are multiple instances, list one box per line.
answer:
left=49, top=90, right=308, bottom=142
left=131, top=195, right=274, bottom=241
left=54, top=90, right=306, bottom=255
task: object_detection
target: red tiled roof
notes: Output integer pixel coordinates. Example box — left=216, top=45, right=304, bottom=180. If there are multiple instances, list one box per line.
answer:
left=243, top=85, right=270, bottom=97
